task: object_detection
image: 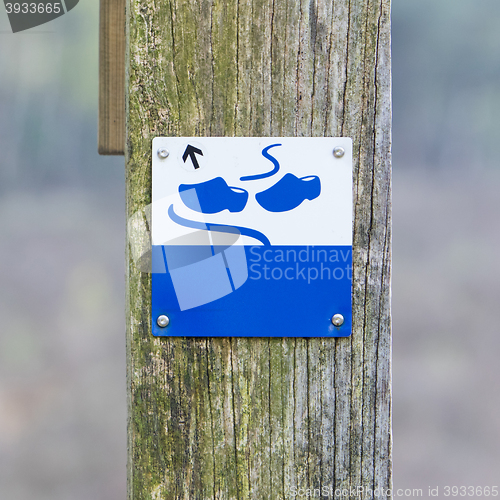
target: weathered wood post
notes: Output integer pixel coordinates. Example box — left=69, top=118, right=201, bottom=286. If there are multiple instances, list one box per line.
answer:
left=124, top=0, right=391, bottom=498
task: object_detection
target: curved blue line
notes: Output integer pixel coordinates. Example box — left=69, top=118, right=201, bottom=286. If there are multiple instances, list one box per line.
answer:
left=240, top=144, right=282, bottom=181
left=168, top=205, right=271, bottom=246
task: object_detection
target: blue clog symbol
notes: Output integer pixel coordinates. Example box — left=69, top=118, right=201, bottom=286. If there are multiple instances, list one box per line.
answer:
left=179, top=177, right=249, bottom=214
left=255, top=173, right=321, bottom=212
left=173, top=144, right=321, bottom=246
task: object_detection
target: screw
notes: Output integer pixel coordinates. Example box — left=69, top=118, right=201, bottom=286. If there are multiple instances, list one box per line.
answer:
left=333, top=146, right=345, bottom=158
left=157, top=315, right=170, bottom=328
left=331, top=314, right=344, bottom=327
left=157, top=148, right=169, bottom=159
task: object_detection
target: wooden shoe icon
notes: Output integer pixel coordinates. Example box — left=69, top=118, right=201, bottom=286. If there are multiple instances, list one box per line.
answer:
left=179, top=177, right=249, bottom=214
left=255, top=174, right=321, bottom=212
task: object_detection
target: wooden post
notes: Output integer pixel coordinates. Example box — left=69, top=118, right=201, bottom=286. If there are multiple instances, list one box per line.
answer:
left=125, top=0, right=391, bottom=498
left=98, top=0, right=126, bottom=155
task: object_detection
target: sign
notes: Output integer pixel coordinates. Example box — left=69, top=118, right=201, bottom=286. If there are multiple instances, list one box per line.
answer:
left=151, top=137, right=352, bottom=337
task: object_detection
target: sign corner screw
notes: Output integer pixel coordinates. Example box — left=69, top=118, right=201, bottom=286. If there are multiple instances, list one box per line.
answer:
left=333, top=146, right=345, bottom=158
left=157, top=315, right=170, bottom=328
left=331, top=314, right=344, bottom=327
left=157, top=148, right=169, bottom=159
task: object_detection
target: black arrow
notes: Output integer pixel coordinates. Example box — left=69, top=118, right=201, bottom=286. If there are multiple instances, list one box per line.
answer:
left=182, top=145, right=203, bottom=170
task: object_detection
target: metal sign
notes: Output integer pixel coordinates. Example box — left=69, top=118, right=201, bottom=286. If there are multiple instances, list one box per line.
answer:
left=151, top=137, right=352, bottom=337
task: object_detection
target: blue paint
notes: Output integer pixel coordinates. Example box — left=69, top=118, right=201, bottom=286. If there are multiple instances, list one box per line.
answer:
left=154, top=235, right=248, bottom=311
left=240, top=144, right=282, bottom=181
left=179, top=177, right=248, bottom=213
left=255, top=174, right=321, bottom=212
left=168, top=205, right=271, bottom=246
left=152, top=245, right=352, bottom=337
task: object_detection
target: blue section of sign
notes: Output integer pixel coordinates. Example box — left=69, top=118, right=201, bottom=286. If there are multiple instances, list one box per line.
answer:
left=151, top=245, right=352, bottom=337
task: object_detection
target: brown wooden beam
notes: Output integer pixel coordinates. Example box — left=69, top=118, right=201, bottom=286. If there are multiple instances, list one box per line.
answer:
left=98, top=0, right=125, bottom=155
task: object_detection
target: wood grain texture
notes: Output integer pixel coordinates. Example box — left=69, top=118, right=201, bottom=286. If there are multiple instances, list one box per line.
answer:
left=125, top=0, right=391, bottom=498
left=99, top=0, right=126, bottom=155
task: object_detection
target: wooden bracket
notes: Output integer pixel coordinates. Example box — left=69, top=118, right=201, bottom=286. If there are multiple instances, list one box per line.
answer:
left=98, top=0, right=125, bottom=155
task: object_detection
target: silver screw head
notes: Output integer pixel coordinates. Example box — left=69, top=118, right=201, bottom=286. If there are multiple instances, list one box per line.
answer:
left=331, top=314, right=344, bottom=327
left=333, top=146, right=345, bottom=158
left=157, top=315, right=170, bottom=328
left=157, top=148, right=169, bottom=159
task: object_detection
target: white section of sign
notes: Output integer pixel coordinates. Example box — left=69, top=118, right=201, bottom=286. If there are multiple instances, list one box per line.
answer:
left=152, top=137, right=352, bottom=246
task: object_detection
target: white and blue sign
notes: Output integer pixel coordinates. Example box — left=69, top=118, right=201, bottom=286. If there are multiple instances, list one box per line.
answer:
left=151, top=137, right=352, bottom=337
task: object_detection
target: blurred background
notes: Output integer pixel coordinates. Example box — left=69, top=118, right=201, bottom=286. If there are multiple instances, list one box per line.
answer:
left=0, top=0, right=498, bottom=498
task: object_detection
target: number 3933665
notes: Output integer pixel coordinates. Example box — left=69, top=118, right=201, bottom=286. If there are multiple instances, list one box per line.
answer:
left=5, top=3, right=62, bottom=14
left=444, top=486, right=499, bottom=497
